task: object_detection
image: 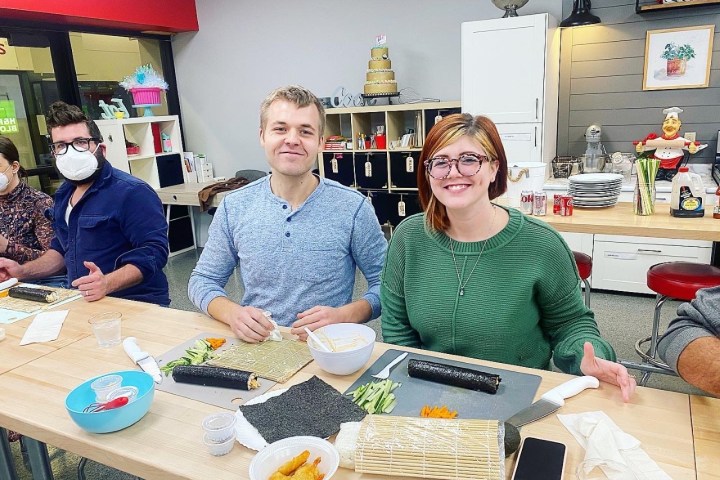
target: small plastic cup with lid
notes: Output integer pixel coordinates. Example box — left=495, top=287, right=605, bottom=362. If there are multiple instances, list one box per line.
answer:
left=106, top=385, right=139, bottom=404
left=202, top=432, right=235, bottom=456
left=202, top=412, right=237, bottom=442
left=90, top=374, right=122, bottom=402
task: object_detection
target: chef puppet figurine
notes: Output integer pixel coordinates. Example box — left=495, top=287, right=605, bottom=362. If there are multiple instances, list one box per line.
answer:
left=634, top=107, right=704, bottom=181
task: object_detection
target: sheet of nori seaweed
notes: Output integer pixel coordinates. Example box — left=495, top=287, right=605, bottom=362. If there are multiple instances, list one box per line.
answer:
left=238, top=376, right=366, bottom=443
left=407, top=359, right=501, bottom=394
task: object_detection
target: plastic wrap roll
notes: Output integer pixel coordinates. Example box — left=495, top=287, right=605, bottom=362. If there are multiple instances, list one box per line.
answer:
left=407, top=359, right=501, bottom=394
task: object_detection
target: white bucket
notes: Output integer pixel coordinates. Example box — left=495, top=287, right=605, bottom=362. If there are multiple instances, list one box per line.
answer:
left=505, top=162, right=547, bottom=207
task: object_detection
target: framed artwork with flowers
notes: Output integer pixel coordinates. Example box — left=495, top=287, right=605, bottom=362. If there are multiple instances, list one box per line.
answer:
left=642, top=25, right=714, bottom=90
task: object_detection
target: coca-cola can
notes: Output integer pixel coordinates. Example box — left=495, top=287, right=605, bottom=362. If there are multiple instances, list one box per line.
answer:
left=560, top=195, right=574, bottom=216
left=520, top=190, right=534, bottom=214
left=533, top=191, right=547, bottom=216
left=553, top=194, right=562, bottom=215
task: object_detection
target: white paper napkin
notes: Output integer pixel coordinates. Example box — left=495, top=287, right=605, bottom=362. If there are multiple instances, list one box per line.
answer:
left=558, top=411, right=671, bottom=480
left=19, top=310, right=69, bottom=345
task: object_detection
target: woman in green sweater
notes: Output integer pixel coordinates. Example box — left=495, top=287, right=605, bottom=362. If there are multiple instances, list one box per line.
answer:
left=381, top=114, right=636, bottom=401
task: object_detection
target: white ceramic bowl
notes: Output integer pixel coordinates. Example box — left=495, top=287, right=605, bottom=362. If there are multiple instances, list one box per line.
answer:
left=248, top=436, right=340, bottom=480
left=307, top=323, right=375, bottom=376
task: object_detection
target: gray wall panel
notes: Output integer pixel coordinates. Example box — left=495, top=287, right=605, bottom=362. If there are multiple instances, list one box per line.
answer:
left=558, top=0, right=720, bottom=161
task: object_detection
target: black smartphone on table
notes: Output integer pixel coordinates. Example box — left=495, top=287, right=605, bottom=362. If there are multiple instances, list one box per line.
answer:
left=511, top=437, right=567, bottom=480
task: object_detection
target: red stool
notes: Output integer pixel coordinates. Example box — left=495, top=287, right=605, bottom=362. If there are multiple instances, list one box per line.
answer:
left=630, top=262, right=720, bottom=386
left=573, top=251, right=593, bottom=308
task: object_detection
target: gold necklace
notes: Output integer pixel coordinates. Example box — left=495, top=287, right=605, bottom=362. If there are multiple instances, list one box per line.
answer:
left=449, top=205, right=497, bottom=297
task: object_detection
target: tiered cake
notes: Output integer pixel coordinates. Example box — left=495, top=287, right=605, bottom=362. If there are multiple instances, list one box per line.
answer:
left=364, top=46, right=397, bottom=96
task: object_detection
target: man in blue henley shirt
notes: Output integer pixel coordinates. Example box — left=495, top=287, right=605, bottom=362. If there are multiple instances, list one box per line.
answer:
left=0, top=102, right=169, bottom=306
left=188, top=85, right=387, bottom=342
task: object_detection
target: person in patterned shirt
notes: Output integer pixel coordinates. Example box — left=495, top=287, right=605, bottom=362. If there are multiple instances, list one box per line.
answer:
left=0, top=136, right=54, bottom=265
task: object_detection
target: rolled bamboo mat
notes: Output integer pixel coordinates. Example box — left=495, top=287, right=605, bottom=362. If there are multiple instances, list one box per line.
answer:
left=355, top=416, right=503, bottom=479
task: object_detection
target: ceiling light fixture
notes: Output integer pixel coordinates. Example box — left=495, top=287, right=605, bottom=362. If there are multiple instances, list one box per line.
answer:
left=560, top=0, right=601, bottom=27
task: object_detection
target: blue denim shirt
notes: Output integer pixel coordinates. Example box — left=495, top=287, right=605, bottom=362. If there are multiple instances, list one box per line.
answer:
left=50, top=162, right=170, bottom=305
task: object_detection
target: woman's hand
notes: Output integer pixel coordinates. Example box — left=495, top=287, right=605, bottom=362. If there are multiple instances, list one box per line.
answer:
left=580, top=342, right=637, bottom=402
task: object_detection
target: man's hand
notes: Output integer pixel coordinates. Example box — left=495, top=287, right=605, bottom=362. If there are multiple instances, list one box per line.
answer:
left=688, top=142, right=698, bottom=154
left=580, top=342, right=637, bottom=402
left=0, top=258, right=23, bottom=282
left=0, top=233, right=8, bottom=254
left=291, top=306, right=348, bottom=340
left=71, top=261, right=109, bottom=302
left=222, top=305, right=274, bottom=343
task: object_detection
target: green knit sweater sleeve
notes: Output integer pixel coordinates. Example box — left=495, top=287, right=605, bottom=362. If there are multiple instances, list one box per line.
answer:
left=532, top=220, right=617, bottom=374
left=380, top=217, right=422, bottom=348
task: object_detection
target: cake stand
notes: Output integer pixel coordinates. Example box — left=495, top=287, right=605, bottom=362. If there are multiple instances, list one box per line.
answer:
left=132, top=103, right=162, bottom=117
left=361, top=93, right=400, bottom=105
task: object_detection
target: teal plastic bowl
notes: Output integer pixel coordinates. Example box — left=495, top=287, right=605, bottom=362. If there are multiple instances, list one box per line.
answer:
left=65, top=370, right=155, bottom=434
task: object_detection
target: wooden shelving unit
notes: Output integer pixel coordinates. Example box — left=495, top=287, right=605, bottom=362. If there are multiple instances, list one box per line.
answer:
left=318, top=101, right=461, bottom=229
left=637, top=0, right=720, bottom=13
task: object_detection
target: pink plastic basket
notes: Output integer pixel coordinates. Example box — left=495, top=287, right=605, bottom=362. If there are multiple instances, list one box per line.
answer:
left=130, top=87, right=162, bottom=105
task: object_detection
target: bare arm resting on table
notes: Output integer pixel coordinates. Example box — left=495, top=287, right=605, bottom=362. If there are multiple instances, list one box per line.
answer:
left=72, top=261, right=143, bottom=302
left=658, top=285, right=720, bottom=396
left=0, top=249, right=65, bottom=281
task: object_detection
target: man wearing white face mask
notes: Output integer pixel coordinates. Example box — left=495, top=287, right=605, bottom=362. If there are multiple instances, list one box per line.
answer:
left=0, top=102, right=170, bottom=305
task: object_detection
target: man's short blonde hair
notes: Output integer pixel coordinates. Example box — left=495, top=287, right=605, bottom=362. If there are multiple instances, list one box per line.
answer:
left=260, top=85, right=326, bottom=135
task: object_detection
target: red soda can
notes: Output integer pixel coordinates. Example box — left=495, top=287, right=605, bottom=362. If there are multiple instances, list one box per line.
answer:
left=553, top=194, right=562, bottom=215
left=533, top=191, right=547, bottom=216
left=520, top=190, right=534, bottom=214
left=560, top=195, right=573, bottom=216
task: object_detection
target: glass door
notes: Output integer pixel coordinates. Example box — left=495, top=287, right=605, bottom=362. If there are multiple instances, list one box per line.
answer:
left=0, top=32, right=61, bottom=194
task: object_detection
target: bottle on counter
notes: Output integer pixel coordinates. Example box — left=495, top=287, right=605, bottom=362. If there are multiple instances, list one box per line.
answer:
left=670, top=167, right=705, bottom=218
left=714, top=185, right=720, bottom=219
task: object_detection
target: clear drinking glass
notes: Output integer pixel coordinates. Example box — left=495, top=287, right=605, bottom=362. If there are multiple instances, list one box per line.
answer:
left=88, top=312, right=122, bottom=347
left=633, top=181, right=656, bottom=216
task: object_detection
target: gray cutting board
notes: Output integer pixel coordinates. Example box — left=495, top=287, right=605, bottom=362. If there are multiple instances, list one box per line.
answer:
left=155, top=332, right=277, bottom=410
left=345, top=349, right=542, bottom=421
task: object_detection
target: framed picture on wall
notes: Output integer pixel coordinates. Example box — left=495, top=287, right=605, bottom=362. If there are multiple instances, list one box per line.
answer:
left=643, top=25, right=714, bottom=90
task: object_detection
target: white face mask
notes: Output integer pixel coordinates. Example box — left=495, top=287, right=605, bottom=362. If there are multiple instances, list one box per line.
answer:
left=55, top=146, right=99, bottom=181
left=0, top=164, right=13, bottom=192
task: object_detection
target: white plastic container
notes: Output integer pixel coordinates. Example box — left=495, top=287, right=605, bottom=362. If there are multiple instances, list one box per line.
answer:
left=202, top=432, right=235, bottom=456
left=505, top=162, right=547, bottom=207
left=670, top=167, right=705, bottom=217
left=202, top=412, right=237, bottom=442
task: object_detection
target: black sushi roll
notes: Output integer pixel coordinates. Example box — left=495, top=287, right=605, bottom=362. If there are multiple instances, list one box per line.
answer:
left=407, top=359, right=501, bottom=394
left=171, top=365, right=259, bottom=390
left=8, top=286, right=58, bottom=303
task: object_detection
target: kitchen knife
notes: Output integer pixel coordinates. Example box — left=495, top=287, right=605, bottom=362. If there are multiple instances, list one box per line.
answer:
left=506, top=375, right=599, bottom=428
left=123, top=337, right=162, bottom=384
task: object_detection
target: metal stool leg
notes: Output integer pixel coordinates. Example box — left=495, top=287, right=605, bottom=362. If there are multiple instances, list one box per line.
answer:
left=77, top=457, right=87, bottom=480
left=639, top=294, right=668, bottom=386
left=0, top=428, right=19, bottom=480
left=23, top=437, right=54, bottom=480
left=581, top=278, right=591, bottom=308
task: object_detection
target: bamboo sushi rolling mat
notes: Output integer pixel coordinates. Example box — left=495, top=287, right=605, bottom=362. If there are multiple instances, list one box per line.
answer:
left=0, top=284, right=81, bottom=313
left=355, top=416, right=502, bottom=480
left=207, top=338, right=314, bottom=383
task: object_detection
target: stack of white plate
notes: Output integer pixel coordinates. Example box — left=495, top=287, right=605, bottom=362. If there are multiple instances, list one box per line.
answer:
left=568, top=173, right=624, bottom=208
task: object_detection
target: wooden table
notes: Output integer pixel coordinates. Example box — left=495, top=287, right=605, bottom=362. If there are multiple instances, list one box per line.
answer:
left=533, top=202, right=720, bottom=241
left=0, top=297, right=700, bottom=480
left=691, top=395, right=720, bottom=480
left=155, top=182, right=227, bottom=208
